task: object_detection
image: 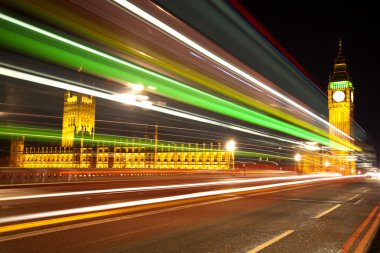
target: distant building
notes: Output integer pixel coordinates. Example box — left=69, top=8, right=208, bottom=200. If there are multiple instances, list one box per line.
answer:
left=61, top=91, right=95, bottom=148
left=327, top=39, right=355, bottom=175
left=297, top=39, right=356, bottom=174
left=10, top=91, right=232, bottom=170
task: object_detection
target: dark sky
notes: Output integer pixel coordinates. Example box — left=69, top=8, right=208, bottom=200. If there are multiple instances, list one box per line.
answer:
left=238, top=0, right=380, bottom=155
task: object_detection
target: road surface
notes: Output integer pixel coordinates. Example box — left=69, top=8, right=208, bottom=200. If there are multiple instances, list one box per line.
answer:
left=1, top=174, right=379, bottom=253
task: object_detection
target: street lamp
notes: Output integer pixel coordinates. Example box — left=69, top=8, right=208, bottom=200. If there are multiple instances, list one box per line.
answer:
left=130, top=83, right=144, bottom=93
left=226, top=140, right=236, bottom=170
left=294, top=153, right=301, bottom=173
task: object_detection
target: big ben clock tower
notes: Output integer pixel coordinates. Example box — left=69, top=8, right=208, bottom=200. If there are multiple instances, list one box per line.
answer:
left=328, top=39, right=355, bottom=174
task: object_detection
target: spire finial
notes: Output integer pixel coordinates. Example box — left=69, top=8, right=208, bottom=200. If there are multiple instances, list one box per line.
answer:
left=330, top=38, right=350, bottom=82
left=334, top=38, right=345, bottom=64
left=338, top=38, right=343, bottom=56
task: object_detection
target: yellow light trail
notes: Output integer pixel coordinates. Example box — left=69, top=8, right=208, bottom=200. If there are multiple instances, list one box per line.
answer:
left=112, top=0, right=353, bottom=141
left=0, top=13, right=359, bottom=151
left=6, top=0, right=332, bottom=139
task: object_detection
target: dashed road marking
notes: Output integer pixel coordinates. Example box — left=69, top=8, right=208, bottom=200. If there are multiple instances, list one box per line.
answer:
left=347, top=194, right=360, bottom=201
left=247, top=230, right=294, bottom=253
left=314, top=204, right=341, bottom=218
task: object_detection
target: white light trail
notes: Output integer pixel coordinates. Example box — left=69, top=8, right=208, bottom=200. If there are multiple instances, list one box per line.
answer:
left=0, top=65, right=304, bottom=146
left=0, top=13, right=355, bottom=151
left=0, top=175, right=363, bottom=224
left=111, top=0, right=353, bottom=141
left=0, top=174, right=333, bottom=201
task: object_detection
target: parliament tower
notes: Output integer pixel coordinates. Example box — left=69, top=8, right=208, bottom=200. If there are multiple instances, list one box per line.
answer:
left=61, top=91, right=95, bottom=147
left=327, top=39, right=355, bottom=174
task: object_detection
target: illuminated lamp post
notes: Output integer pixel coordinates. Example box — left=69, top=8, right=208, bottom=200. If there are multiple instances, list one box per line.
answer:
left=294, top=153, right=301, bottom=174
left=226, top=140, right=236, bottom=170
left=324, top=160, right=330, bottom=173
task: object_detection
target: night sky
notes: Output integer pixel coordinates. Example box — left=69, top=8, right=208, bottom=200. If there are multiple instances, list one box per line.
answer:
left=238, top=0, right=380, bottom=161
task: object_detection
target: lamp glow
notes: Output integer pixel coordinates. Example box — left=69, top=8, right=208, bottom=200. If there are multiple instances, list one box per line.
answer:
left=226, top=140, right=236, bottom=152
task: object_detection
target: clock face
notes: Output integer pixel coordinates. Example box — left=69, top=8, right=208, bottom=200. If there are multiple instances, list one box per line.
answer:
left=333, top=90, right=345, bottom=102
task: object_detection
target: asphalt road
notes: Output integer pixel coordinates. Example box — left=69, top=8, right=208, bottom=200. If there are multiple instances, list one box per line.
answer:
left=1, top=175, right=379, bottom=253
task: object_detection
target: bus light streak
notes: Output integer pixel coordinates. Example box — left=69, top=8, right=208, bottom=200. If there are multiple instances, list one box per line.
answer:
left=111, top=0, right=354, bottom=141
left=0, top=175, right=363, bottom=226
left=0, top=174, right=338, bottom=201
left=0, top=12, right=355, bottom=150
left=0, top=65, right=305, bottom=147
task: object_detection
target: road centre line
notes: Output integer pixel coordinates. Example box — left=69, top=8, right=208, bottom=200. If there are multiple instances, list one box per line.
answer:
left=347, top=194, right=360, bottom=201
left=244, top=184, right=317, bottom=197
left=246, top=230, right=294, bottom=253
left=314, top=204, right=342, bottom=218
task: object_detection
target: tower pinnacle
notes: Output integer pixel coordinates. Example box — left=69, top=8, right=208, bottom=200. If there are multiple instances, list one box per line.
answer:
left=335, top=38, right=345, bottom=64
left=330, top=39, right=350, bottom=82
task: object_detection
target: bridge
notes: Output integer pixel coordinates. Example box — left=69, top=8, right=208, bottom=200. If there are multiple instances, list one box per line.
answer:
left=0, top=1, right=379, bottom=252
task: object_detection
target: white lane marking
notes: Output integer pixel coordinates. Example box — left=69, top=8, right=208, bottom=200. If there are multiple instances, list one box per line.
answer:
left=1, top=176, right=359, bottom=224
left=314, top=204, right=342, bottom=218
left=272, top=198, right=342, bottom=204
left=244, top=182, right=330, bottom=197
left=246, top=230, right=294, bottom=253
left=348, top=194, right=360, bottom=201
left=354, top=199, right=363, bottom=205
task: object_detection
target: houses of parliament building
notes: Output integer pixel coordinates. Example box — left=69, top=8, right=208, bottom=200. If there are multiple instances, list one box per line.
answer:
left=9, top=91, right=233, bottom=170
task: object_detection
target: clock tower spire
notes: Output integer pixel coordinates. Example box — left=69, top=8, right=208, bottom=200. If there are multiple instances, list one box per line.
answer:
left=330, top=38, right=350, bottom=82
left=328, top=39, right=355, bottom=175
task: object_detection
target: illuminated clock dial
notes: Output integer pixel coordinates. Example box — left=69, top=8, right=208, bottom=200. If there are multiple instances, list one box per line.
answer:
left=333, top=90, right=345, bottom=102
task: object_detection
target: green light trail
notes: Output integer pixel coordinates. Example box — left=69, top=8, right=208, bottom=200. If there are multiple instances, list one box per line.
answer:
left=0, top=14, right=353, bottom=151
left=1, top=123, right=291, bottom=160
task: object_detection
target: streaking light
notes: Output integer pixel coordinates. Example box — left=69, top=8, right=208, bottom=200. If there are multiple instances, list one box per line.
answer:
left=0, top=13, right=356, bottom=150
left=0, top=65, right=304, bottom=146
left=111, top=0, right=353, bottom=141
left=0, top=175, right=363, bottom=225
left=0, top=174, right=339, bottom=202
